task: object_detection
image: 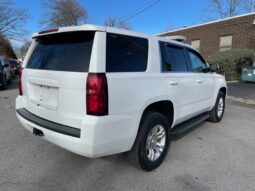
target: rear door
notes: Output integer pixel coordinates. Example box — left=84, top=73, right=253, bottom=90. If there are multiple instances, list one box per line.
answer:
left=23, top=31, right=95, bottom=128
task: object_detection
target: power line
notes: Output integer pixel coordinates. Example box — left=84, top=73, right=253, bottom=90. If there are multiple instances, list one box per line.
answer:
left=117, top=0, right=160, bottom=24
left=118, top=0, right=159, bottom=21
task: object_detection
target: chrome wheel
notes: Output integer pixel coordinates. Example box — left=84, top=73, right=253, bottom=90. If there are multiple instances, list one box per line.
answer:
left=217, top=97, right=224, bottom=117
left=146, top=125, right=166, bottom=162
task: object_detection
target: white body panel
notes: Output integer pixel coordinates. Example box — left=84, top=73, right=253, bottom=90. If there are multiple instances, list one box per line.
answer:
left=16, top=25, right=227, bottom=157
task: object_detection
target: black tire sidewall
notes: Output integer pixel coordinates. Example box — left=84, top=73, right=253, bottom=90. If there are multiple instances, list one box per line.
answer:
left=215, top=92, right=225, bottom=121
left=138, top=113, right=170, bottom=171
left=1, top=76, right=7, bottom=89
left=7, top=76, right=12, bottom=84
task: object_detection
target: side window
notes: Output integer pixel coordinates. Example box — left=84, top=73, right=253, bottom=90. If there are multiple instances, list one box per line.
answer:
left=188, top=50, right=207, bottom=72
left=106, top=33, right=148, bottom=72
left=160, top=42, right=188, bottom=72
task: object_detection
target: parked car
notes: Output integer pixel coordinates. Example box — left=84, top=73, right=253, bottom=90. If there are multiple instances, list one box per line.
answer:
left=5, top=60, right=15, bottom=78
left=16, top=25, right=227, bottom=171
left=8, top=59, right=21, bottom=75
left=0, top=56, right=12, bottom=89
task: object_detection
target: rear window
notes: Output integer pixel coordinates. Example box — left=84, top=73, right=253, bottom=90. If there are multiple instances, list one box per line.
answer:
left=8, top=60, right=19, bottom=66
left=27, top=31, right=95, bottom=72
left=106, top=33, right=148, bottom=72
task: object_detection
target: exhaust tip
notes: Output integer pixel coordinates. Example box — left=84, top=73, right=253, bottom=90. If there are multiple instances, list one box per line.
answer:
left=33, top=128, right=44, bottom=137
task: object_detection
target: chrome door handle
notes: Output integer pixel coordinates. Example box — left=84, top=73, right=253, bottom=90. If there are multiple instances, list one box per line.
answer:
left=196, top=79, right=203, bottom=84
left=168, top=81, right=178, bottom=86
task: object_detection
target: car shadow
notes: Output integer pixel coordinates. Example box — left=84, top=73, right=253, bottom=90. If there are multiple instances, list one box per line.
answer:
left=170, top=121, right=208, bottom=141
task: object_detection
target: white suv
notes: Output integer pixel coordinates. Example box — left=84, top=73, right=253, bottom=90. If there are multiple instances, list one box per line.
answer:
left=16, top=25, right=227, bottom=171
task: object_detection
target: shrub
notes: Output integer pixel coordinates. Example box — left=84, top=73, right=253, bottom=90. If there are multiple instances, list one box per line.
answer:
left=207, top=49, right=254, bottom=81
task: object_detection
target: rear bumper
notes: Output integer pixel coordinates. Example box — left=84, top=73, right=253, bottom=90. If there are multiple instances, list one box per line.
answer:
left=16, top=108, right=80, bottom=138
left=16, top=96, right=138, bottom=158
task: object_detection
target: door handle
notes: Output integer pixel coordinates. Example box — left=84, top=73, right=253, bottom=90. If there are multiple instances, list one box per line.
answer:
left=196, top=79, right=203, bottom=84
left=168, top=81, right=178, bottom=86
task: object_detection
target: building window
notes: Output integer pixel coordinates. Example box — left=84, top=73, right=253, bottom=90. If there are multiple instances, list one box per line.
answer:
left=191, top=40, right=200, bottom=50
left=219, top=35, right=232, bottom=52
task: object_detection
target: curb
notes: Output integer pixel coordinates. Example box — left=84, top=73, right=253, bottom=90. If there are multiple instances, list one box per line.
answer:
left=227, top=96, right=255, bottom=105
left=226, top=80, right=240, bottom=83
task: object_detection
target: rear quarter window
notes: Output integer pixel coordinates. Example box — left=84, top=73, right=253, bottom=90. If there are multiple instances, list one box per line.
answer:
left=106, top=33, right=148, bottom=72
left=27, top=31, right=95, bottom=72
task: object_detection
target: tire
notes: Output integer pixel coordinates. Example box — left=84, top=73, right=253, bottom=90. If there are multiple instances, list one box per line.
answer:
left=208, top=91, right=225, bottom=123
left=128, top=112, right=170, bottom=171
left=12, top=72, right=15, bottom=79
left=7, top=77, right=12, bottom=84
left=0, top=76, right=7, bottom=90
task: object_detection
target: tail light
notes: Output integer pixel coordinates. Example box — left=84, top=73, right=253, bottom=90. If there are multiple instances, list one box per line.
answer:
left=86, top=73, right=108, bottom=116
left=18, top=68, right=23, bottom=95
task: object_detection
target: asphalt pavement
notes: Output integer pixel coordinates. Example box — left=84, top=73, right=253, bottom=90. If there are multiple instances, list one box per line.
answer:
left=227, top=82, right=255, bottom=100
left=0, top=79, right=255, bottom=191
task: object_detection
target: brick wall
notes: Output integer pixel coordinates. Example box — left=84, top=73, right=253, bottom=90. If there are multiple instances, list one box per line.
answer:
left=159, top=14, right=255, bottom=58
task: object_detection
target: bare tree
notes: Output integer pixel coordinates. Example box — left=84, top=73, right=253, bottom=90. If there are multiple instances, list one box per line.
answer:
left=242, top=0, right=255, bottom=12
left=19, top=40, right=31, bottom=60
left=104, top=17, right=131, bottom=30
left=0, top=36, right=17, bottom=58
left=0, top=0, right=28, bottom=40
left=40, top=0, right=88, bottom=28
left=203, top=0, right=251, bottom=20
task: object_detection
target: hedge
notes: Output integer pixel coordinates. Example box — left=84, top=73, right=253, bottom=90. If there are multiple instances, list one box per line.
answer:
left=207, top=49, right=254, bottom=81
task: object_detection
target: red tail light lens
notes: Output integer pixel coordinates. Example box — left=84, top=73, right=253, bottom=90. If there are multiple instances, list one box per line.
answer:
left=86, top=73, right=108, bottom=116
left=18, top=68, right=23, bottom=95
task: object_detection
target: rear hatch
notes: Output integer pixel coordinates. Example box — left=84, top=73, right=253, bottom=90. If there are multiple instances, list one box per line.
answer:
left=23, top=31, right=95, bottom=128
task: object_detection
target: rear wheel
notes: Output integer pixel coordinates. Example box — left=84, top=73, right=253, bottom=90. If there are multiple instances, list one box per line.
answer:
left=7, top=77, right=12, bottom=84
left=128, top=112, right=170, bottom=171
left=0, top=76, right=7, bottom=90
left=208, top=91, right=225, bottom=123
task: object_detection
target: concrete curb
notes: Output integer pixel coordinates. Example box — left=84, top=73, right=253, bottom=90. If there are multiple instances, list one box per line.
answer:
left=227, top=80, right=240, bottom=83
left=227, top=96, right=255, bottom=105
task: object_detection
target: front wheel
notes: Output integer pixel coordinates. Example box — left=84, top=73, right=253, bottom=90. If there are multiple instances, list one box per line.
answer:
left=7, top=77, right=12, bottom=84
left=128, top=112, right=170, bottom=171
left=208, top=91, right=225, bottom=123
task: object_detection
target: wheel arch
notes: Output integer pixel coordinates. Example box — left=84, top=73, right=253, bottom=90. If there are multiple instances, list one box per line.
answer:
left=219, top=87, right=227, bottom=98
left=211, top=86, right=227, bottom=110
left=129, top=99, right=174, bottom=150
left=140, top=100, right=174, bottom=128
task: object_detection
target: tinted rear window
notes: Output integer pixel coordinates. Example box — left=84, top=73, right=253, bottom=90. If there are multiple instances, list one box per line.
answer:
left=106, top=33, right=148, bottom=72
left=27, top=32, right=95, bottom=72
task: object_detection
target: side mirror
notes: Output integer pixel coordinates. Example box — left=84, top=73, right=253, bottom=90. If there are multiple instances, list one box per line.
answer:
left=209, top=63, right=219, bottom=72
left=3, top=63, right=9, bottom=68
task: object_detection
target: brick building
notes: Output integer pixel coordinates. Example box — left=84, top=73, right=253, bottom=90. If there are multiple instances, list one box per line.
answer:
left=158, top=13, right=255, bottom=58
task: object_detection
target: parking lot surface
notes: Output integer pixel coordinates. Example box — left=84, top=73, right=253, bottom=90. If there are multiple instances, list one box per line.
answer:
left=1, top=79, right=255, bottom=191
left=228, top=82, right=255, bottom=100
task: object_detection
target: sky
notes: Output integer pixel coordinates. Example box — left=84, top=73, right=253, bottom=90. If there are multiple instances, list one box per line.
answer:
left=14, top=0, right=210, bottom=45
